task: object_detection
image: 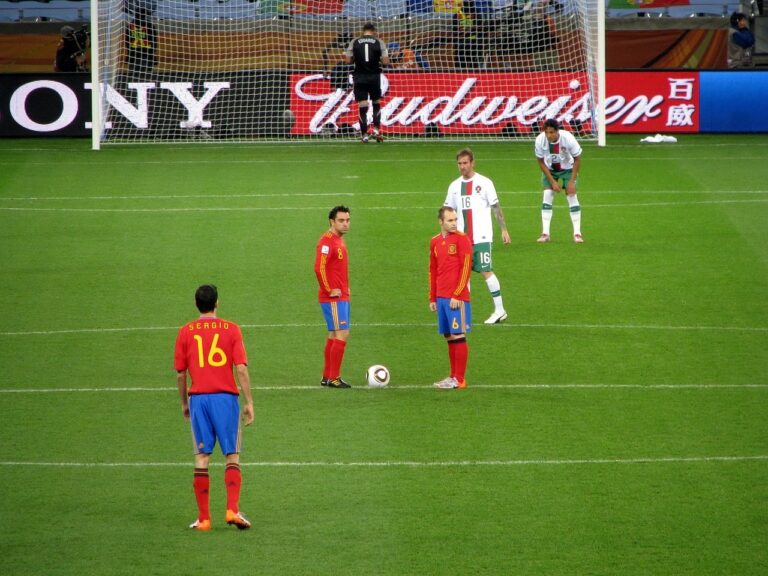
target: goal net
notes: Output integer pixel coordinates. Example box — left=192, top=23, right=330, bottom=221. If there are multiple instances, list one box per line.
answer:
left=92, top=0, right=601, bottom=145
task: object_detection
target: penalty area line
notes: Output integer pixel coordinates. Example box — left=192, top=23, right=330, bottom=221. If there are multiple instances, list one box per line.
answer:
left=1, top=198, right=768, bottom=213
left=1, top=384, right=766, bottom=394
left=1, top=321, right=767, bottom=337
left=1, top=190, right=766, bottom=202
left=0, top=455, right=766, bottom=468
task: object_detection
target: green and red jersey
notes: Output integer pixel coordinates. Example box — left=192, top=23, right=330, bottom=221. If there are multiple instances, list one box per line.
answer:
left=534, top=129, right=582, bottom=171
left=444, top=172, right=499, bottom=245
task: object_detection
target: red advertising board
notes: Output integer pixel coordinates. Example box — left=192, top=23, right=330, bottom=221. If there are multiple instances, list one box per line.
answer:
left=290, top=71, right=593, bottom=136
left=289, top=71, right=700, bottom=135
left=606, top=71, right=699, bottom=133
left=608, top=0, right=691, bottom=7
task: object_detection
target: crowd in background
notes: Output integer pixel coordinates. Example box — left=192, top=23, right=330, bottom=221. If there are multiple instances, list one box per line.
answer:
left=3, top=0, right=760, bottom=72
left=3, top=0, right=754, bottom=22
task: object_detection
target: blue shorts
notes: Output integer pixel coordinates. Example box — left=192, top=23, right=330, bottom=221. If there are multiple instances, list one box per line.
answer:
left=435, top=298, right=471, bottom=335
left=189, top=393, right=242, bottom=456
left=320, top=300, right=350, bottom=331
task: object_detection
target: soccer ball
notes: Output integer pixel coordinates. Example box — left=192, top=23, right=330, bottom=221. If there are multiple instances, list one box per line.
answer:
left=365, top=365, right=390, bottom=388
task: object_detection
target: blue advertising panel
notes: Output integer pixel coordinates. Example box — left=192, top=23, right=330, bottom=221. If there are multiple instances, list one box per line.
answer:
left=699, top=71, right=768, bottom=133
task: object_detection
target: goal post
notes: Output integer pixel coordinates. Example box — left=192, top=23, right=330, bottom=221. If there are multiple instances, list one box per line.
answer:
left=596, top=0, right=605, bottom=147
left=91, top=0, right=604, bottom=146
left=90, top=0, right=99, bottom=150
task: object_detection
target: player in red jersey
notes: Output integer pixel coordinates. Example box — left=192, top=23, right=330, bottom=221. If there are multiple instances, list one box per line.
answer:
left=314, top=206, right=352, bottom=388
left=174, top=284, right=254, bottom=531
left=429, top=207, right=473, bottom=389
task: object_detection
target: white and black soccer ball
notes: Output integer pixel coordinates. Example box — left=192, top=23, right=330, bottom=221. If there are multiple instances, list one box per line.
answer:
left=365, top=365, right=390, bottom=388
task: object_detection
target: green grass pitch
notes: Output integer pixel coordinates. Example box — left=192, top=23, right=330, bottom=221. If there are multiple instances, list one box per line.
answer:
left=0, top=135, right=766, bottom=575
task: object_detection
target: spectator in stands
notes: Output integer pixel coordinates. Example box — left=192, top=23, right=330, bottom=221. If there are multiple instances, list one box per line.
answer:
left=414, top=49, right=430, bottom=70
left=488, top=0, right=559, bottom=71
left=126, top=6, right=157, bottom=73
left=453, top=0, right=487, bottom=70
left=323, top=31, right=354, bottom=91
left=728, top=12, right=755, bottom=69
left=387, top=42, right=419, bottom=70
left=54, top=25, right=88, bottom=72
left=526, top=0, right=560, bottom=70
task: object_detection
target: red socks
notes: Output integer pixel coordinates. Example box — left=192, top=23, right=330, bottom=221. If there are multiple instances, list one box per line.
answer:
left=193, top=468, right=210, bottom=521
left=323, top=338, right=334, bottom=379
left=225, top=463, right=242, bottom=513
left=448, top=338, right=468, bottom=382
left=329, top=339, right=347, bottom=379
left=194, top=464, right=243, bottom=521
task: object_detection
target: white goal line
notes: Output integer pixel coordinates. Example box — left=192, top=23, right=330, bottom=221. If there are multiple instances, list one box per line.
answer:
left=1, top=455, right=766, bottom=469
left=2, top=152, right=767, bottom=166
left=0, top=140, right=765, bottom=155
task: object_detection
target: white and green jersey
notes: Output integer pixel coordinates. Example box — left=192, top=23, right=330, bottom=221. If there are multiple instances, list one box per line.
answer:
left=444, top=172, right=499, bottom=245
left=534, top=129, right=582, bottom=171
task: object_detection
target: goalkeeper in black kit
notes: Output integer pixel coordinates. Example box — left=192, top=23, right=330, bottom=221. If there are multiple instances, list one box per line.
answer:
left=344, top=22, right=390, bottom=143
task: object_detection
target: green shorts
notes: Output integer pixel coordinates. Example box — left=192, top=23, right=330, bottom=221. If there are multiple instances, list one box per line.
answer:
left=472, top=242, right=493, bottom=273
left=542, top=169, right=577, bottom=191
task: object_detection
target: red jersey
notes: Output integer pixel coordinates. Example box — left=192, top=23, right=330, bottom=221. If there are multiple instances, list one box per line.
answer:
left=315, top=230, right=349, bottom=303
left=174, top=316, right=248, bottom=395
left=430, top=231, right=472, bottom=302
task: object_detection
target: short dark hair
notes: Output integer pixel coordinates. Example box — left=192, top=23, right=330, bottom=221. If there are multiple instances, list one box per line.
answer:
left=438, top=206, right=456, bottom=220
left=456, top=147, right=474, bottom=162
left=363, top=22, right=376, bottom=32
left=195, top=284, right=218, bottom=313
left=543, top=118, right=560, bottom=131
left=329, top=205, right=350, bottom=220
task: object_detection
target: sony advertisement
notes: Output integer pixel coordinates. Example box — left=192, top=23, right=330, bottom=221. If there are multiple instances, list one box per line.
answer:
left=0, top=71, right=290, bottom=138
left=1, top=70, right=766, bottom=137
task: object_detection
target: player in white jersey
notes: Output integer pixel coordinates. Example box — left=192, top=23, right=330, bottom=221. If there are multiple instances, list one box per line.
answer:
left=444, top=148, right=511, bottom=325
left=534, top=118, right=584, bottom=243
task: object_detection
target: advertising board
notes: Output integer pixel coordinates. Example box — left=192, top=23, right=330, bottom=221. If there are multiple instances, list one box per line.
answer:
left=1, top=70, right=766, bottom=137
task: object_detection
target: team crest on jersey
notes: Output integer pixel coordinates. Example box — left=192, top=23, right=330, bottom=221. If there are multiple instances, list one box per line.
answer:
left=475, top=185, right=482, bottom=193
left=448, top=244, right=457, bottom=254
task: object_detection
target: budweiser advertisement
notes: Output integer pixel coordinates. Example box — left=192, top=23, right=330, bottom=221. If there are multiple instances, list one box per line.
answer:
left=606, top=71, right=699, bottom=133
left=290, top=71, right=700, bottom=136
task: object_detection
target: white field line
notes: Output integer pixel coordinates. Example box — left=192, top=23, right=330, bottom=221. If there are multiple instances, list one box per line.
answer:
left=0, top=455, right=766, bottom=468
left=1, top=199, right=767, bottom=213
left=1, top=384, right=766, bottom=394
left=0, top=192, right=358, bottom=201
left=1, top=147, right=767, bottom=162
left=1, top=190, right=767, bottom=202
left=1, top=321, right=767, bottom=337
